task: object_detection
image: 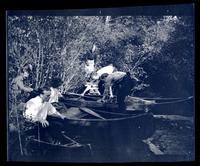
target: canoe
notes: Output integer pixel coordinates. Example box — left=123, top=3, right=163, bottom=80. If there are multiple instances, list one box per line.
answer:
left=59, top=92, right=156, bottom=112
left=59, top=92, right=193, bottom=113
left=22, top=92, right=156, bottom=159
left=23, top=109, right=155, bottom=159
left=56, top=92, right=193, bottom=142
left=61, top=108, right=156, bottom=142
left=58, top=92, right=156, bottom=141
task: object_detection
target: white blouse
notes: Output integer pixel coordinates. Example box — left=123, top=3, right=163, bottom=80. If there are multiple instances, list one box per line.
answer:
left=23, top=96, right=57, bottom=122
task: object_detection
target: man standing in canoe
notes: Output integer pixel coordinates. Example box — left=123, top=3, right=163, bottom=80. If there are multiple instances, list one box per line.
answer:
left=99, top=71, right=138, bottom=111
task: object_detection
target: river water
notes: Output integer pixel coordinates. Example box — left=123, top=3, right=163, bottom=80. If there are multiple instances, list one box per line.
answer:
left=8, top=108, right=195, bottom=162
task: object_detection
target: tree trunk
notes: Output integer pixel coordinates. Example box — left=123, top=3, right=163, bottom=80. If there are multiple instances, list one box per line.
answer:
left=39, top=46, right=44, bottom=87
left=35, top=31, right=41, bottom=89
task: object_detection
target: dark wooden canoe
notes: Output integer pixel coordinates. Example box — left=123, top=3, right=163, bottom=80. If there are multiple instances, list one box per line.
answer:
left=59, top=92, right=193, bottom=114
left=61, top=109, right=155, bottom=142
left=57, top=92, right=156, bottom=143
left=59, top=92, right=156, bottom=112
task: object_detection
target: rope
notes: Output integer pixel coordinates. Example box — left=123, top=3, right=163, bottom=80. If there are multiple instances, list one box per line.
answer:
left=140, top=97, right=183, bottom=100
left=128, top=95, right=193, bottom=101
left=152, top=96, right=193, bottom=105
left=64, top=92, right=193, bottom=107
left=69, top=92, right=193, bottom=102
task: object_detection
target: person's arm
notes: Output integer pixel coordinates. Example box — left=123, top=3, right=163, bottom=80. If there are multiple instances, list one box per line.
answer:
left=58, top=91, right=63, bottom=97
left=51, top=110, right=66, bottom=119
left=16, top=78, right=33, bottom=92
left=101, top=81, right=110, bottom=101
left=81, top=84, right=91, bottom=96
left=45, top=102, right=66, bottom=119
left=39, top=119, right=49, bottom=127
left=54, top=88, right=63, bottom=98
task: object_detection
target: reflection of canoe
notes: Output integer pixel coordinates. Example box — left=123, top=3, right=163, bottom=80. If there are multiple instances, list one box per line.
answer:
left=25, top=137, right=92, bottom=161
left=59, top=92, right=155, bottom=112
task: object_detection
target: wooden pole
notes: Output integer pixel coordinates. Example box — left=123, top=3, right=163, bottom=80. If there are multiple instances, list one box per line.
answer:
left=13, top=94, right=24, bottom=156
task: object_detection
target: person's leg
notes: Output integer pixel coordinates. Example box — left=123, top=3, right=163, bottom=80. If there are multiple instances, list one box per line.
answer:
left=102, top=84, right=110, bottom=101
left=117, top=76, right=133, bottom=111
left=117, top=94, right=126, bottom=111
left=109, top=86, right=114, bottom=97
left=43, top=116, right=67, bottom=144
left=98, top=80, right=105, bottom=95
left=116, top=82, right=127, bottom=111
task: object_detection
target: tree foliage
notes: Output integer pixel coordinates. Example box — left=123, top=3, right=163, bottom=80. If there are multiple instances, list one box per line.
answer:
left=8, top=15, right=194, bottom=99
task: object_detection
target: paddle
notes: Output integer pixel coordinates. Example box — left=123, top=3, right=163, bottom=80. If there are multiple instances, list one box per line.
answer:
left=79, top=107, right=106, bottom=120
left=67, top=92, right=102, bottom=100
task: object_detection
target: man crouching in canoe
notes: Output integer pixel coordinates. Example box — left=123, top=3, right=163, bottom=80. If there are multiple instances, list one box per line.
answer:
left=99, top=71, right=138, bottom=111
left=23, top=87, right=67, bottom=144
left=24, top=87, right=65, bottom=125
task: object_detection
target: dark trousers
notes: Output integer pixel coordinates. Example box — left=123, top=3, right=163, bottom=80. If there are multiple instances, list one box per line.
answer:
left=24, top=116, right=65, bottom=142
left=39, top=116, right=65, bottom=142
left=115, top=76, right=134, bottom=111
left=116, top=90, right=126, bottom=111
